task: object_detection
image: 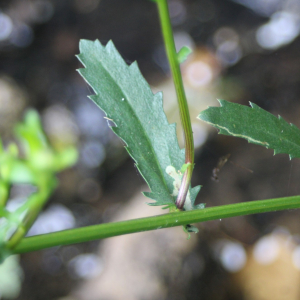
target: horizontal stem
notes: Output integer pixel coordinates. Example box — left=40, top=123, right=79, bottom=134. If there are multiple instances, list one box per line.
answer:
left=13, top=195, right=300, bottom=254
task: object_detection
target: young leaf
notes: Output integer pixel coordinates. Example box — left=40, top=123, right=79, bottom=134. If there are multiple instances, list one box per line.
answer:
left=77, top=40, right=201, bottom=209
left=177, top=46, right=192, bottom=64
left=198, top=100, right=300, bottom=159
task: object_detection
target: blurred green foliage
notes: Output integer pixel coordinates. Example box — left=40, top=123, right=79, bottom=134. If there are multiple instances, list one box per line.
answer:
left=0, top=110, right=78, bottom=261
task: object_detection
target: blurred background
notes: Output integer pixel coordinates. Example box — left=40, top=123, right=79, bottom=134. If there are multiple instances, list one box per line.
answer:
left=1, top=0, right=300, bottom=299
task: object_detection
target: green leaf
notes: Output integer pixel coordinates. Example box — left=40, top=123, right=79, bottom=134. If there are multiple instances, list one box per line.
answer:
left=177, top=46, right=192, bottom=64
left=198, top=100, right=300, bottom=159
left=14, top=110, right=48, bottom=156
left=77, top=39, right=200, bottom=209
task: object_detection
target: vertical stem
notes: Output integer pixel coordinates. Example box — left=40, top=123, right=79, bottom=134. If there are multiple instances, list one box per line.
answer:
left=156, top=0, right=194, bottom=209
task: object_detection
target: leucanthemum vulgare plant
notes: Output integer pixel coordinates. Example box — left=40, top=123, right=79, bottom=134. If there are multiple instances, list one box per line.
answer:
left=1, top=0, right=300, bottom=261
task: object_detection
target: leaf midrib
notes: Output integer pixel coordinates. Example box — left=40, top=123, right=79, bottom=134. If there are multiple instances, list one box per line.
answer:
left=91, top=50, right=173, bottom=201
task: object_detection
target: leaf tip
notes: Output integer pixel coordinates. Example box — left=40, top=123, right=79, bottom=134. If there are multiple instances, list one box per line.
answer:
left=289, top=154, right=298, bottom=160
left=197, top=109, right=210, bottom=122
left=105, top=40, right=119, bottom=56
left=78, top=39, right=93, bottom=52
left=76, top=67, right=84, bottom=76
left=129, top=61, right=140, bottom=73
left=217, top=99, right=224, bottom=106
left=249, top=102, right=262, bottom=110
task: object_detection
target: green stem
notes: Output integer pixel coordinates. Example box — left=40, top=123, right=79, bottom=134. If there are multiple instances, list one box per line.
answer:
left=13, top=195, right=300, bottom=254
left=156, top=0, right=194, bottom=209
left=0, top=181, right=9, bottom=207
left=5, top=174, right=56, bottom=249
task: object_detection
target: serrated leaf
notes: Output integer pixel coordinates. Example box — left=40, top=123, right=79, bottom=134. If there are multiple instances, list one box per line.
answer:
left=198, top=100, right=300, bottom=159
left=77, top=40, right=200, bottom=209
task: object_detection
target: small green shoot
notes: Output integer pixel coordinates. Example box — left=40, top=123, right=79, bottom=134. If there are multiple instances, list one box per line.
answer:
left=177, top=46, right=192, bottom=64
left=0, top=110, right=77, bottom=261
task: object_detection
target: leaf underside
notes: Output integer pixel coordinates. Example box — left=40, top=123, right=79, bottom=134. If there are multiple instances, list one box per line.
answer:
left=77, top=39, right=200, bottom=210
left=198, top=100, right=300, bottom=159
